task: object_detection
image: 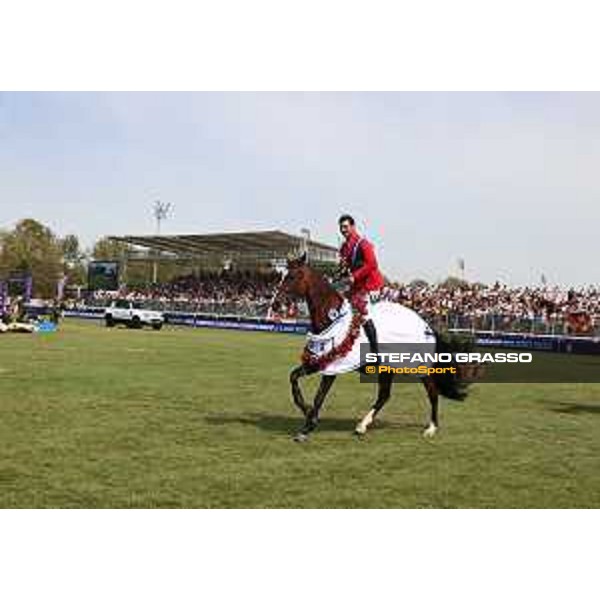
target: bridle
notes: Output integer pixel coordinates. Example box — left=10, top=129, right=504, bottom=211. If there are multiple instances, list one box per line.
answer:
left=267, top=269, right=290, bottom=319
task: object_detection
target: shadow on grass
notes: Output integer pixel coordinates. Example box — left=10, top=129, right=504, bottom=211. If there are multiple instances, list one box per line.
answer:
left=205, top=412, right=421, bottom=434
left=548, top=402, right=600, bottom=416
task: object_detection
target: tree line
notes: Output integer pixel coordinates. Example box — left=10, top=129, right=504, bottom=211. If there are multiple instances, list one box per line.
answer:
left=0, top=218, right=200, bottom=297
left=0, top=218, right=128, bottom=297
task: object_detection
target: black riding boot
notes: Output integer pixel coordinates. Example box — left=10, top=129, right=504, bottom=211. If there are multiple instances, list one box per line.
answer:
left=363, top=319, right=379, bottom=362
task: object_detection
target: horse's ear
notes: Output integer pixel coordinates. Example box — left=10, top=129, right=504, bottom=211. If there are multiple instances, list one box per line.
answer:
left=286, top=250, right=307, bottom=268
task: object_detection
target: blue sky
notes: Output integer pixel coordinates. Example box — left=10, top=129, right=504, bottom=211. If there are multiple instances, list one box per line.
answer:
left=1, top=91, right=597, bottom=286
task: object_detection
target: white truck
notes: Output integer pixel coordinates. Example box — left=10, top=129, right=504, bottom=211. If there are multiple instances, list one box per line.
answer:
left=104, top=299, right=164, bottom=330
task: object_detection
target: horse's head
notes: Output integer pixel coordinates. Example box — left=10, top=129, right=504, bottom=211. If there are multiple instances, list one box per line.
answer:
left=271, top=252, right=343, bottom=332
left=271, top=252, right=311, bottom=314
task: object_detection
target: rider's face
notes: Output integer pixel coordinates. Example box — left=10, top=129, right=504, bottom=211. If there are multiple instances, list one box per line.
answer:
left=339, top=221, right=355, bottom=240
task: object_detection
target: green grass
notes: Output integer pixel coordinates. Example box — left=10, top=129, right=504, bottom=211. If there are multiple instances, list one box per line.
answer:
left=1, top=319, right=599, bottom=508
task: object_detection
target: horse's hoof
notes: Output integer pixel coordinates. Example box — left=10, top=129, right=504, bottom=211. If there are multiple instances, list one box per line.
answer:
left=355, top=410, right=374, bottom=437
left=354, top=426, right=366, bottom=436
left=294, top=432, right=309, bottom=443
left=422, top=424, right=438, bottom=438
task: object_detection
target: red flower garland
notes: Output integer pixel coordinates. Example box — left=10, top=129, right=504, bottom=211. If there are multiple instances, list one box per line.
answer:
left=301, top=302, right=368, bottom=371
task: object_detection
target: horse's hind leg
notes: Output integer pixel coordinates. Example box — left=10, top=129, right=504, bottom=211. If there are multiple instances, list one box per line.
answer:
left=295, top=375, right=336, bottom=442
left=355, top=372, right=393, bottom=435
left=422, top=376, right=439, bottom=438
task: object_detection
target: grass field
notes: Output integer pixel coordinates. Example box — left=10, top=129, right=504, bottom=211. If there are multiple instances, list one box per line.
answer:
left=1, top=319, right=599, bottom=508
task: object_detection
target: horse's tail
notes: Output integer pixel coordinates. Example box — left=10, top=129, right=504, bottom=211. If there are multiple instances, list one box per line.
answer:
left=432, top=331, right=478, bottom=401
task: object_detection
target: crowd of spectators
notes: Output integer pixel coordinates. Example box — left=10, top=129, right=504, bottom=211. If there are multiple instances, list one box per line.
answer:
left=85, top=270, right=281, bottom=317
left=78, top=270, right=600, bottom=335
left=381, top=282, right=599, bottom=334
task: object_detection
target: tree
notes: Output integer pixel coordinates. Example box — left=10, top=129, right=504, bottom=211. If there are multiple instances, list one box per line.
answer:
left=409, top=278, right=429, bottom=288
left=59, top=234, right=87, bottom=286
left=92, top=237, right=129, bottom=260
left=0, top=219, right=63, bottom=297
left=61, top=234, right=83, bottom=262
left=441, top=276, right=468, bottom=289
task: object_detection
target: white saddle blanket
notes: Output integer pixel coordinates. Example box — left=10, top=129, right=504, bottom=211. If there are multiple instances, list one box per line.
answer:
left=305, top=301, right=436, bottom=375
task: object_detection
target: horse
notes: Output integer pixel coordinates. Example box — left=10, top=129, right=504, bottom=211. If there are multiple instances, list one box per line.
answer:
left=271, top=253, right=474, bottom=442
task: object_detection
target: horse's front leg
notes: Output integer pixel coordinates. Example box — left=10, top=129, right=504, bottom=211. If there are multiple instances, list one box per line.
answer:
left=290, top=365, right=312, bottom=417
left=294, top=374, right=336, bottom=442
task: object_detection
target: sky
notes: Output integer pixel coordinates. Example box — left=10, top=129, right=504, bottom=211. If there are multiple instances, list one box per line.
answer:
left=0, top=91, right=598, bottom=286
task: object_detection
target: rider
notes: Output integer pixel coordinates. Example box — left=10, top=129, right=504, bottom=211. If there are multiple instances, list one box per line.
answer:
left=337, top=214, right=384, bottom=359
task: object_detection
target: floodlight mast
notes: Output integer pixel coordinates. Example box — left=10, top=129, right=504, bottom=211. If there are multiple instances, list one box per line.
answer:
left=152, top=201, right=172, bottom=284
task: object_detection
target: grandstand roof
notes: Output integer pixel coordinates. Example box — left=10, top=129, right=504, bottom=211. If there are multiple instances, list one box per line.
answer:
left=109, top=230, right=338, bottom=263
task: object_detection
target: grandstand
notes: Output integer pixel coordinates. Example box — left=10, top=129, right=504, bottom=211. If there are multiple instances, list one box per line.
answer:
left=109, top=230, right=338, bottom=270
left=86, top=230, right=337, bottom=319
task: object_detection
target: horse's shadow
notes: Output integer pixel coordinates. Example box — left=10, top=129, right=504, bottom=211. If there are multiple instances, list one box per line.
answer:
left=205, top=412, right=420, bottom=434
left=548, top=402, right=600, bottom=416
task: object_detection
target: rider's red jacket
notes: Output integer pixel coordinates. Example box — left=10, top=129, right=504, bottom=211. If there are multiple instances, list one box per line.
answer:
left=339, top=232, right=385, bottom=293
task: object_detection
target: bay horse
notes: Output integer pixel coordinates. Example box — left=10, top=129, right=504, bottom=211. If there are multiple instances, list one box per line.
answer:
left=272, top=253, right=473, bottom=442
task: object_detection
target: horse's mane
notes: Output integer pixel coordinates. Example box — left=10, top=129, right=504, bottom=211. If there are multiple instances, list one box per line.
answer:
left=304, top=264, right=343, bottom=302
